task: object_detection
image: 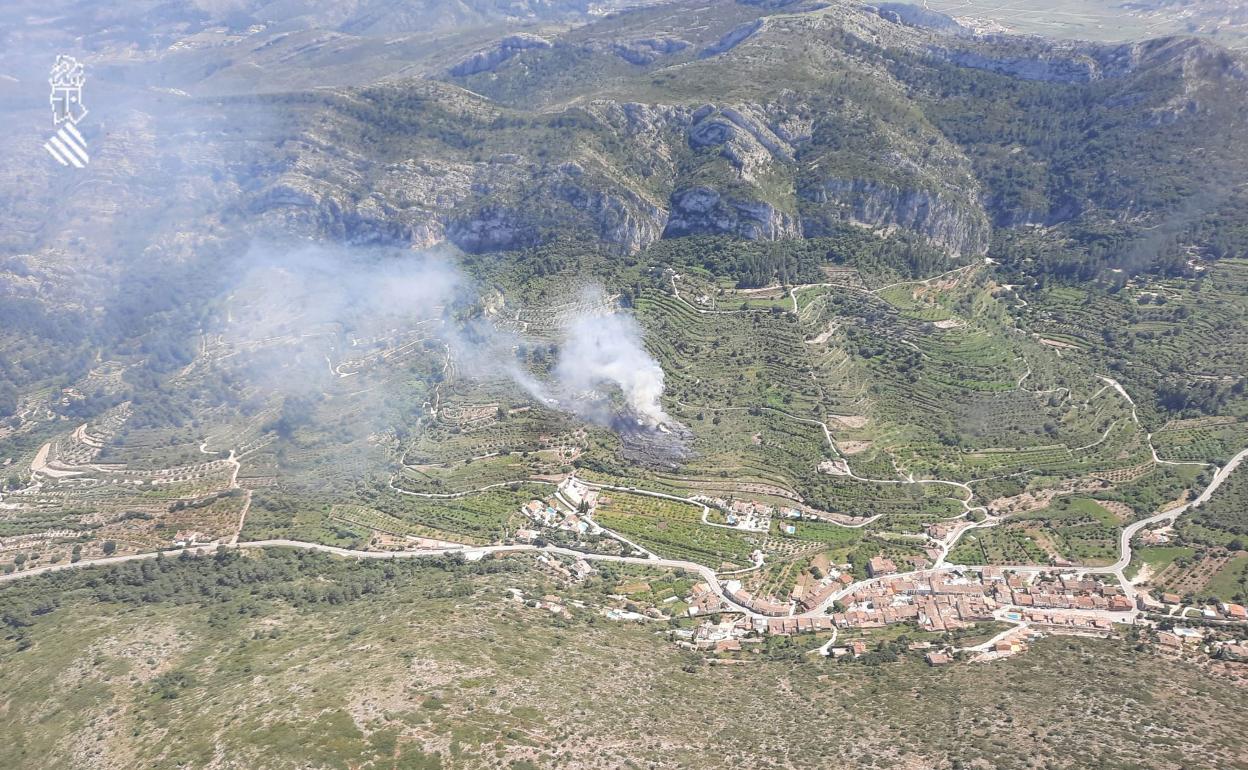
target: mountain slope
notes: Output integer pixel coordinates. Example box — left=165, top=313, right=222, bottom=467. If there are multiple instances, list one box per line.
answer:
left=228, top=0, right=1247, bottom=268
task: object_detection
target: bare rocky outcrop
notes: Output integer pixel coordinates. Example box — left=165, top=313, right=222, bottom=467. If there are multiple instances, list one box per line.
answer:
left=664, top=186, right=800, bottom=241
left=934, top=35, right=1246, bottom=85
left=871, top=3, right=967, bottom=35
left=610, top=37, right=690, bottom=65
left=800, top=178, right=990, bottom=256
left=449, top=34, right=552, bottom=76
left=700, top=19, right=765, bottom=58
left=445, top=206, right=542, bottom=252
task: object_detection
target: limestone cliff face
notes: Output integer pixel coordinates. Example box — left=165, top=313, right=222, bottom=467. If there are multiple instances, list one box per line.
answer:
left=936, top=48, right=1104, bottom=83
left=608, top=37, right=690, bottom=65
left=800, top=178, right=990, bottom=256
left=664, top=186, right=800, bottom=241
left=250, top=93, right=989, bottom=255
left=700, top=19, right=765, bottom=58
left=449, top=34, right=552, bottom=76
left=934, top=35, right=1247, bottom=85
left=445, top=206, right=541, bottom=252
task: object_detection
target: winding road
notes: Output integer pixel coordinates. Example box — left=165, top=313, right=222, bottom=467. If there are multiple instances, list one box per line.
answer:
left=6, top=435, right=1245, bottom=634
left=1106, top=446, right=1247, bottom=598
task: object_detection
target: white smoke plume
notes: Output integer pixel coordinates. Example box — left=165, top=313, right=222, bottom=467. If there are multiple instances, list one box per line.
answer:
left=552, top=308, right=670, bottom=429
left=219, top=243, right=674, bottom=435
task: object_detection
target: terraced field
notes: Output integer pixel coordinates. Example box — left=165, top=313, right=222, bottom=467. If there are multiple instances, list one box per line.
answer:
left=1179, top=461, right=1248, bottom=547
left=592, top=490, right=756, bottom=569
left=1152, top=417, right=1248, bottom=464
left=637, top=290, right=825, bottom=416
left=1020, top=259, right=1248, bottom=425
left=950, top=496, right=1122, bottom=566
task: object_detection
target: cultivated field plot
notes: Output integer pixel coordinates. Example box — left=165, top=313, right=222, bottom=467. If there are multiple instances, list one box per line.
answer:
left=948, top=526, right=1050, bottom=566
left=406, top=392, right=585, bottom=469
left=592, top=490, right=756, bottom=569
left=1124, top=546, right=1194, bottom=583
left=1152, top=552, right=1248, bottom=602
left=774, top=518, right=863, bottom=547
left=376, top=486, right=535, bottom=545
left=243, top=484, right=535, bottom=547
left=951, top=496, right=1120, bottom=566
left=671, top=269, right=793, bottom=313
left=876, top=282, right=956, bottom=323
left=328, top=503, right=431, bottom=540
left=1152, top=417, right=1248, bottom=464
left=395, top=453, right=535, bottom=495
left=868, top=510, right=961, bottom=535
left=656, top=406, right=831, bottom=502
left=1203, top=553, right=1248, bottom=603
left=637, top=290, right=826, bottom=417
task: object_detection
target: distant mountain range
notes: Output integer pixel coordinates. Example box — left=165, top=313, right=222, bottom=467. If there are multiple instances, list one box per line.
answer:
left=1, top=0, right=1246, bottom=366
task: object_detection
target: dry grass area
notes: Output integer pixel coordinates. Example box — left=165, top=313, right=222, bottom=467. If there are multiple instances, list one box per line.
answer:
left=2, top=555, right=1247, bottom=770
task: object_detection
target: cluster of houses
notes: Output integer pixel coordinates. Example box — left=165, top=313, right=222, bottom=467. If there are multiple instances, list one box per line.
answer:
left=534, top=552, right=596, bottom=583
left=1155, top=625, right=1245, bottom=652
left=505, top=587, right=573, bottom=618
left=1144, top=591, right=1247, bottom=620
left=675, top=566, right=1154, bottom=649
left=825, top=572, right=1000, bottom=633
left=693, top=495, right=827, bottom=535
left=724, top=577, right=799, bottom=616
left=515, top=497, right=596, bottom=542
left=1006, top=572, right=1136, bottom=613
left=557, top=476, right=599, bottom=511
left=719, top=498, right=774, bottom=532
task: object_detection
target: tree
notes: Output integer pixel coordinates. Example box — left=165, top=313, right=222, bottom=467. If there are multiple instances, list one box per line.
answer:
left=102, top=541, right=117, bottom=556
left=0, top=380, right=17, bottom=417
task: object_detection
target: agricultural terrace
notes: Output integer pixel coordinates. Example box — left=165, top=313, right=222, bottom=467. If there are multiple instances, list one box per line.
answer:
left=591, top=490, right=757, bottom=569
left=670, top=269, right=792, bottom=312
left=1017, top=259, right=1248, bottom=425
left=948, top=497, right=1123, bottom=567
left=636, top=290, right=826, bottom=416
left=406, top=390, right=585, bottom=466
left=395, top=453, right=535, bottom=495
left=649, top=403, right=966, bottom=519
left=1151, top=417, right=1248, bottom=465
left=1144, top=551, right=1248, bottom=605
left=242, top=484, right=538, bottom=547
left=790, top=269, right=1134, bottom=482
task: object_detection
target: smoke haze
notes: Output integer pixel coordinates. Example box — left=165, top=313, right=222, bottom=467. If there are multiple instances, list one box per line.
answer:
left=553, top=304, right=671, bottom=429
left=220, top=242, right=674, bottom=434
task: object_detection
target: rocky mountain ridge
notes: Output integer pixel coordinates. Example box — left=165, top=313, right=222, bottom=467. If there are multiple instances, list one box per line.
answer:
left=238, top=0, right=1248, bottom=259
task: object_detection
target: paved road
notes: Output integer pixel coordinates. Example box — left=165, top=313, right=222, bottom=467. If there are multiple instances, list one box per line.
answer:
left=0, top=539, right=535, bottom=584
left=6, top=448, right=1244, bottom=634
left=1107, top=447, right=1248, bottom=597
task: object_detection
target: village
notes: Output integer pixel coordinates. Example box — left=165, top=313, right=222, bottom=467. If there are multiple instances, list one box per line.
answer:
left=501, top=477, right=1248, bottom=668
left=646, top=562, right=1247, bottom=665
